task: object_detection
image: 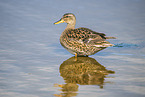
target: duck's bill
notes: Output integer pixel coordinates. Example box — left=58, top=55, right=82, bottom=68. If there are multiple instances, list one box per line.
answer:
left=54, top=19, right=64, bottom=24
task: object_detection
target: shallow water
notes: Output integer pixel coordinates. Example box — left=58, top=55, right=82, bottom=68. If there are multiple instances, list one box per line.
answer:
left=0, top=0, right=145, bottom=97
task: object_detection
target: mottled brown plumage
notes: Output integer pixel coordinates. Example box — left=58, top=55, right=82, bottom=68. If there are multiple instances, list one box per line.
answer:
left=54, top=13, right=115, bottom=56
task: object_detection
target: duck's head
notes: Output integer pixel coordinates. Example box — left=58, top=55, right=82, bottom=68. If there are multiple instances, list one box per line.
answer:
left=54, top=13, right=76, bottom=26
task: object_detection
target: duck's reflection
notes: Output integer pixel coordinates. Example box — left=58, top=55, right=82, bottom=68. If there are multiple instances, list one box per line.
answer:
left=54, top=56, right=115, bottom=97
left=54, top=83, right=78, bottom=97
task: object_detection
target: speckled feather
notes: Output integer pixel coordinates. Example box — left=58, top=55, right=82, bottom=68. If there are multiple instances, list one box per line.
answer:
left=60, top=27, right=112, bottom=56
left=66, top=27, right=106, bottom=43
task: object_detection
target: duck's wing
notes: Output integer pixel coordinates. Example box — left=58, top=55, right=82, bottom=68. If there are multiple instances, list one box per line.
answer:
left=66, top=27, right=114, bottom=47
left=66, top=27, right=105, bottom=43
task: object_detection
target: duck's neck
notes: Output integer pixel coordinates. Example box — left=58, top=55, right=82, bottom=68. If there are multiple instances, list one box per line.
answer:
left=65, top=22, right=76, bottom=30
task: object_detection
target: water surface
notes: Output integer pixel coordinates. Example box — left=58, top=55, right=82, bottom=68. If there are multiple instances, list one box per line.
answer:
left=0, top=0, right=145, bottom=97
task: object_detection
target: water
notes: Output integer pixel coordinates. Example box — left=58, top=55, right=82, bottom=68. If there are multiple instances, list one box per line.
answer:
left=0, top=0, right=145, bottom=97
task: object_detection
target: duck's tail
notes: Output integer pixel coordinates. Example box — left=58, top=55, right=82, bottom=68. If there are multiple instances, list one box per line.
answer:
left=105, top=36, right=116, bottom=39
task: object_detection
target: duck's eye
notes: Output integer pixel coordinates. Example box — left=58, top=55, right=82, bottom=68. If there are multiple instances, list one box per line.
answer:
left=65, top=16, right=69, bottom=18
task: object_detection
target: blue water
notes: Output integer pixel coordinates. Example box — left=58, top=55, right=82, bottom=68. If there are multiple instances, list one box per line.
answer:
left=0, top=0, right=145, bottom=97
